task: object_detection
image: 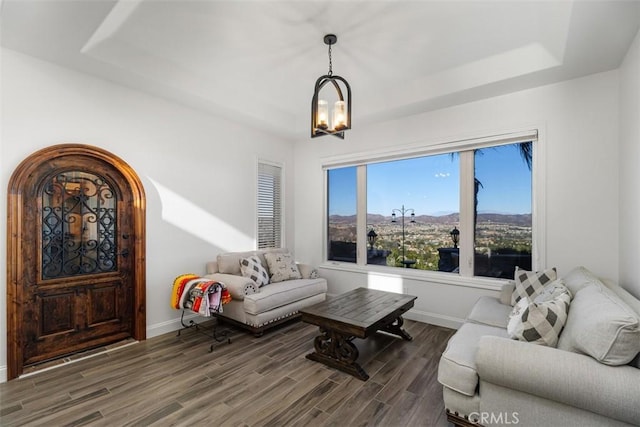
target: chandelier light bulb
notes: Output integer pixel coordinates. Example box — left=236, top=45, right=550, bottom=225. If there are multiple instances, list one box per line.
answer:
left=317, top=100, right=328, bottom=129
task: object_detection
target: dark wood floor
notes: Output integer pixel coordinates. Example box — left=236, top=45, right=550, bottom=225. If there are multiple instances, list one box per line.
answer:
left=0, top=318, right=455, bottom=427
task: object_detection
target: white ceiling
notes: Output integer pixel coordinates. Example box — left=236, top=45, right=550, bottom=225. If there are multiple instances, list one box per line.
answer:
left=2, top=0, right=639, bottom=141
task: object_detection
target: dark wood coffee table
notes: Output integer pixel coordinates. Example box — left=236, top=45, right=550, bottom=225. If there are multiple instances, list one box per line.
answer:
left=299, top=287, right=417, bottom=381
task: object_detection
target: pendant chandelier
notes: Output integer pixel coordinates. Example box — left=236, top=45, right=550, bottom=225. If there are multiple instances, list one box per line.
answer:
left=311, top=34, right=352, bottom=139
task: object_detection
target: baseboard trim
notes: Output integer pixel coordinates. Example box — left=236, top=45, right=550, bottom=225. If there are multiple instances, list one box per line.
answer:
left=0, top=366, right=6, bottom=383
left=404, top=309, right=463, bottom=330
left=146, top=312, right=200, bottom=338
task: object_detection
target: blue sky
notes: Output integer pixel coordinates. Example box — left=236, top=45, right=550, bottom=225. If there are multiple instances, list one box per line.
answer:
left=328, top=144, right=532, bottom=216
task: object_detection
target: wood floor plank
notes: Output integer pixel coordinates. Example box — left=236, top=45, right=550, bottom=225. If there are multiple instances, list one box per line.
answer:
left=219, top=375, right=299, bottom=425
left=314, top=375, right=364, bottom=414
left=0, top=320, right=455, bottom=427
left=261, top=378, right=339, bottom=427
left=374, top=355, right=432, bottom=406
left=375, top=390, right=423, bottom=426
left=323, top=380, right=385, bottom=426
left=9, top=388, right=110, bottom=426
left=239, top=366, right=335, bottom=426
left=406, top=374, right=449, bottom=427
left=291, top=407, right=331, bottom=426
left=353, top=399, right=391, bottom=427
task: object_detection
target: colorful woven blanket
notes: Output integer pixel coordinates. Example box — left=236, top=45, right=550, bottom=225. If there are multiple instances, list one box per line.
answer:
left=171, top=274, right=231, bottom=317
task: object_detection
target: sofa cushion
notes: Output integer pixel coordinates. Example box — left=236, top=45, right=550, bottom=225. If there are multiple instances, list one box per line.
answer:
left=511, top=266, right=557, bottom=305
left=243, top=278, right=327, bottom=315
left=240, top=255, right=270, bottom=287
left=437, top=322, right=510, bottom=397
left=507, top=282, right=571, bottom=347
left=557, top=284, right=640, bottom=365
left=602, top=278, right=640, bottom=319
left=264, top=251, right=302, bottom=283
left=217, top=251, right=256, bottom=275
left=562, top=265, right=605, bottom=295
left=466, top=296, right=513, bottom=329
left=216, top=248, right=288, bottom=276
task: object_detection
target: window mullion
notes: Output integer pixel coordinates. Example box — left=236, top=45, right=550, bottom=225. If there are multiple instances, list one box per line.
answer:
left=356, top=165, right=367, bottom=265
left=459, top=151, right=475, bottom=276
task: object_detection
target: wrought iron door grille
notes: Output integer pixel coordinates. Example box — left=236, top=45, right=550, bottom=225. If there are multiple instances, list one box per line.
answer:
left=41, top=172, right=118, bottom=279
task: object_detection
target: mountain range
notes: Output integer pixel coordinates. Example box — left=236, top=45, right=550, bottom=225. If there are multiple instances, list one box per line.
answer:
left=329, top=213, right=532, bottom=227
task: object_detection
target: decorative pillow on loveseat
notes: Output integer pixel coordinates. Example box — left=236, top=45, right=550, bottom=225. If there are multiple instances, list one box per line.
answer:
left=297, top=263, right=319, bottom=280
left=507, top=279, right=571, bottom=347
left=511, top=266, right=557, bottom=305
left=240, top=255, right=270, bottom=287
left=264, top=252, right=302, bottom=283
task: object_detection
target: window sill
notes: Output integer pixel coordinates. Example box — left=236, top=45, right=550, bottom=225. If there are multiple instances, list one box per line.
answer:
left=319, top=261, right=509, bottom=291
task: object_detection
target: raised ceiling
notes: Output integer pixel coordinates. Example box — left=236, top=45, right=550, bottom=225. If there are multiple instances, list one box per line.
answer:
left=2, top=0, right=639, bottom=141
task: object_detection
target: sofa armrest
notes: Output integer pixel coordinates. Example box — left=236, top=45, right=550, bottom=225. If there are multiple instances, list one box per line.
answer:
left=476, top=336, right=640, bottom=424
left=206, top=261, right=219, bottom=274
left=204, top=273, right=258, bottom=301
left=296, top=263, right=319, bottom=279
left=499, top=282, right=514, bottom=305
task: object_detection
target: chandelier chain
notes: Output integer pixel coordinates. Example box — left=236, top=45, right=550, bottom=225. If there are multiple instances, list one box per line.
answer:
left=327, top=43, right=333, bottom=76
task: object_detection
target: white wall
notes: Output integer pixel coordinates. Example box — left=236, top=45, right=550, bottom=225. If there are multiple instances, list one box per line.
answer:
left=0, top=48, right=295, bottom=382
left=294, top=70, right=620, bottom=327
left=619, top=29, right=640, bottom=299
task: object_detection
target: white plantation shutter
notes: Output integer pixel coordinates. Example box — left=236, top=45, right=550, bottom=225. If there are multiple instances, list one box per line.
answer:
left=257, top=162, right=282, bottom=249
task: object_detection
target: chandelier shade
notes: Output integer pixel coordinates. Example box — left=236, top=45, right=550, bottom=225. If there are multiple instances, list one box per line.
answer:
left=311, top=34, right=352, bottom=139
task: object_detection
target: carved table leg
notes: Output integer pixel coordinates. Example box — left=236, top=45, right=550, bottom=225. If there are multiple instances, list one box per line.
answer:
left=381, top=316, right=413, bottom=341
left=306, top=328, right=369, bottom=381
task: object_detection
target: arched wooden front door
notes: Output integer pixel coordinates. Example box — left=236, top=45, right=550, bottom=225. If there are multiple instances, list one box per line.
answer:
left=6, top=144, right=146, bottom=380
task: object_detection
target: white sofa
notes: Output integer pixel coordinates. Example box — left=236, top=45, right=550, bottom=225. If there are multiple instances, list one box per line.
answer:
left=204, top=249, right=327, bottom=336
left=438, top=266, right=640, bottom=427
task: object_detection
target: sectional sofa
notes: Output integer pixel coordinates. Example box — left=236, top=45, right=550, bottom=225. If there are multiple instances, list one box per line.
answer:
left=438, top=266, right=640, bottom=426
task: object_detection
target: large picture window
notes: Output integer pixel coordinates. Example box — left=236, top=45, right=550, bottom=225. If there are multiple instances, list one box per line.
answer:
left=326, top=133, right=536, bottom=279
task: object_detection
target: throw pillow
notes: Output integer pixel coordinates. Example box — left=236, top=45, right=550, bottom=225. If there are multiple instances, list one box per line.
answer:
left=240, top=255, right=270, bottom=287
left=507, top=282, right=571, bottom=347
left=534, top=278, right=572, bottom=302
left=511, top=266, right=557, bottom=306
left=297, top=263, right=319, bottom=279
left=557, top=284, right=640, bottom=365
left=264, top=251, right=302, bottom=283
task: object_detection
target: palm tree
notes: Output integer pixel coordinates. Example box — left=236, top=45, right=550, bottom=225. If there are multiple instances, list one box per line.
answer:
left=452, top=141, right=533, bottom=228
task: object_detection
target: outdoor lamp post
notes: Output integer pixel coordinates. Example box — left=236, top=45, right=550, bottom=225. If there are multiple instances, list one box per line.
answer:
left=450, top=226, right=460, bottom=249
left=391, top=205, right=416, bottom=266
left=367, top=228, right=378, bottom=250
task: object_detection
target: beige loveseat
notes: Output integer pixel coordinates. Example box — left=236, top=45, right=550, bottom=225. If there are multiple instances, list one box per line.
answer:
left=438, top=266, right=640, bottom=427
left=204, top=249, right=327, bottom=336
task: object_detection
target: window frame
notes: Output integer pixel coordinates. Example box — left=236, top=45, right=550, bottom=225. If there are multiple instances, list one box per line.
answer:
left=322, top=128, right=545, bottom=285
left=257, top=159, right=284, bottom=249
